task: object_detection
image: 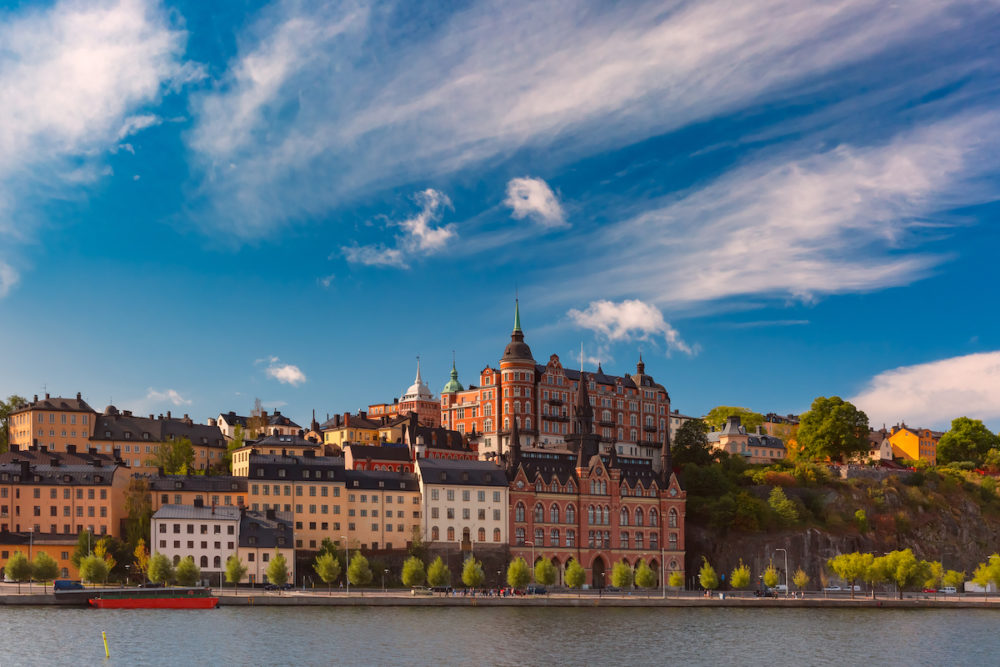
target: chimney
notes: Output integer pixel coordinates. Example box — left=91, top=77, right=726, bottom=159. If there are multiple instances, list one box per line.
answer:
left=193, top=497, right=204, bottom=508
left=8, top=444, right=17, bottom=452
left=66, top=444, right=76, bottom=454
left=20, top=461, right=30, bottom=479
left=76, top=392, right=81, bottom=400
left=33, top=395, right=38, bottom=402
left=167, top=411, right=171, bottom=420
left=50, top=457, right=59, bottom=467
left=298, top=429, right=304, bottom=438
left=45, top=393, right=50, bottom=399
left=149, top=415, right=154, bottom=420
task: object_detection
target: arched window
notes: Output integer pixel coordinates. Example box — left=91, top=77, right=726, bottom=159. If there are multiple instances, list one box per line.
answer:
left=504, top=418, right=510, bottom=430
left=200, top=555, right=208, bottom=568
left=603, top=410, right=611, bottom=422
left=550, top=481, right=558, bottom=493
left=515, top=503, right=525, bottom=522
left=535, top=481, right=543, bottom=492
left=621, top=531, right=629, bottom=549
left=431, top=526, right=440, bottom=540
left=525, top=417, right=531, bottom=430
left=587, top=505, right=595, bottom=524
left=650, top=533, right=658, bottom=549
left=551, top=528, right=560, bottom=546
left=447, top=527, right=455, bottom=541
left=534, top=504, right=544, bottom=522
left=535, top=527, right=544, bottom=545
left=669, top=508, right=678, bottom=528
left=649, top=509, right=659, bottom=527
left=617, top=428, right=623, bottom=440
left=515, top=527, right=525, bottom=545
left=173, top=555, right=180, bottom=565
left=588, top=531, right=595, bottom=547
left=213, top=555, right=221, bottom=569
left=601, top=481, right=607, bottom=495
left=566, top=529, right=576, bottom=546
left=635, top=508, right=644, bottom=526
left=617, top=413, right=623, bottom=424
left=635, top=532, right=644, bottom=549
left=478, top=527, right=486, bottom=542
left=504, top=402, right=510, bottom=414
left=566, top=504, right=576, bottom=523
left=620, top=507, right=629, bottom=526
left=604, top=505, right=611, bottom=525
left=590, top=480, right=596, bottom=494
left=568, top=482, right=575, bottom=493
left=630, top=429, right=637, bottom=441
left=550, top=504, right=560, bottom=523
left=493, top=528, right=501, bottom=542
left=669, top=533, right=678, bottom=549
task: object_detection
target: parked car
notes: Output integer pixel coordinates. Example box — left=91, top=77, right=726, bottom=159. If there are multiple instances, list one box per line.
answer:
left=922, top=588, right=937, bottom=593
left=53, top=580, right=85, bottom=591
left=941, top=587, right=957, bottom=594
left=526, top=584, right=547, bottom=595
left=605, top=586, right=622, bottom=592
left=430, top=586, right=453, bottom=594
left=411, top=586, right=433, bottom=596
left=823, top=585, right=842, bottom=591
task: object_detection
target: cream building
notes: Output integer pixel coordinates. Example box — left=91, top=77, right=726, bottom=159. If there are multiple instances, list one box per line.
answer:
left=151, top=502, right=240, bottom=585
left=417, top=457, right=509, bottom=547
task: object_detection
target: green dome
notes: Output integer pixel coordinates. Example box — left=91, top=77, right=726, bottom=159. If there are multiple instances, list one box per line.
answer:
left=442, top=362, right=464, bottom=393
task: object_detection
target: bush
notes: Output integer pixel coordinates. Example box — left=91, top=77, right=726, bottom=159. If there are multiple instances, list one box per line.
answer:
left=794, top=462, right=829, bottom=486
left=763, top=471, right=797, bottom=487
left=733, top=492, right=769, bottom=531
left=903, top=471, right=925, bottom=487
left=769, top=487, right=799, bottom=525
left=855, top=509, right=868, bottom=533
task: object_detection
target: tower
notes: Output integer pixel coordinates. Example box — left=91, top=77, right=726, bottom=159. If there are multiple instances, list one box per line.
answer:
left=499, top=299, right=536, bottom=451
left=566, top=371, right=601, bottom=469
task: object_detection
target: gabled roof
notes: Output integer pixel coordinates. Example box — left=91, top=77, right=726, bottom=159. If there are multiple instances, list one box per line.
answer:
left=12, top=393, right=95, bottom=414
left=266, top=411, right=301, bottom=428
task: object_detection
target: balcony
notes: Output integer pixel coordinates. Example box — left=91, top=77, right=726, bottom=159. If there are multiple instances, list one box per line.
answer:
left=638, top=439, right=662, bottom=448
left=546, top=398, right=564, bottom=406
left=643, top=424, right=657, bottom=433
left=598, top=419, right=615, bottom=427
left=548, top=414, right=569, bottom=422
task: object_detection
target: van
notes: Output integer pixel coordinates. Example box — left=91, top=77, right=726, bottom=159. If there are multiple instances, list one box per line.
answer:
left=941, top=586, right=957, bottom=594
left=53, top=580, right=84, bottom=591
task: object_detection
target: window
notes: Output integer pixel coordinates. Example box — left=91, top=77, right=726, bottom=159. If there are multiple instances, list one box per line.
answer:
left=650, top=533, right=658, bottom=549
left=477, top=527, right=486, bottom=542
left=566, top=505, right=575, bottom=523
left=669, top=508, right=678, bottom=528
left=669, top=533, right=678, bottom=549
left=534, top=504, right=544, bottom=522
left=447, top=527, right=455, bottom=541
left=587, top=505, right=594, bottom=524
left=515, top=503, right=525, bottom=522
left=550, top=504, right=560, bottom=523
left=635, top=533, right=644, bottom=549
left=534, top=528, right=544, bottom=545
left=649, top=509, right=659, bottom=527
left=515, top=527, right=525, bottom=545
left=635, top=508, right=644, bottom=526
left=431, top=526, right=439, bottom=540
left=621, top=531, right=629, bottom=549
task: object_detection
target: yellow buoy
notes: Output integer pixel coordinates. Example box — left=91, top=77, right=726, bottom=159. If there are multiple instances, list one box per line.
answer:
left=102, top=630, right=109, bottom=658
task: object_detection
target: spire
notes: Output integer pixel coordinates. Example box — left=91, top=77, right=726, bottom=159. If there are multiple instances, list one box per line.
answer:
left=636, top=351, right=645, bottom=376
left=513, top=298, right=522, bottom=333
left=415, top=355, right=423, bottom=383
left=661, top=424, right=672, bottom=484
left=573, top=372, right=594, bottom=436
left=507, top=415, right=522, bottom=473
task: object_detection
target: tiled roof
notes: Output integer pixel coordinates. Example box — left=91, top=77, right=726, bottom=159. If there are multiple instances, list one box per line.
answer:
left=344, top=469, right=419, bottom=491
left=147, top=475, right=247, bottom=493
left=152, top=504, right=241, bottom=521
left=11, top=393, right=95, bottom=414
left=417, top=458, right=508, bottom=486
left=91, top=411, right=226, bottom=449
left=346, top=444, right=411, bottom=461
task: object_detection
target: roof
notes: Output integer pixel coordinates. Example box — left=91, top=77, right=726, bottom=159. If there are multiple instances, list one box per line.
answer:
left=344, top=469, right=419, bottom=492
left=346, top=444, right=411, bottom=461
left=417, top=458, right=508, bottom=486
left=219, top=412, right=250, bottom=427
left=247, top=453, right=347, bottom=482
left=0, top=531, right=80, bottom=546
left=0, top=450, right=122, bottom=485
left=11, top=393, right=95, bottom=415
left=266, top=411, right=301, bottom=429
left=90, top=410, right=226, bottom=449
left=442, top=361, right=464, bottom=394
left=253, top=433, right=319, bottom=449
left=502, top=301, right=534, bottom=363
left=239, top=510, right=293, bottom=549
left=152, top=504, right=242, bottom=521
left=147, top=475, right=247, bottom=493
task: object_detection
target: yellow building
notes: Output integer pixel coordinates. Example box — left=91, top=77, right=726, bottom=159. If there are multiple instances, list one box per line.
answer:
left=230, top=433, right=322, bottom=476
left=238, top=509, right=296, bottom=586
left=9, top=393, right=97, bottom=454
left=90, top=407, right=228, bottom=472
left=319, top=413, right=381, bottom=448
left=888, top=424, right=942, bottom=465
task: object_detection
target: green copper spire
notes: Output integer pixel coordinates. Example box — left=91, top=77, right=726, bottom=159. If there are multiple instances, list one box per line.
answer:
left=442, top=352, right=464, bottom=393
left=513, top=298, right=522, bottom=333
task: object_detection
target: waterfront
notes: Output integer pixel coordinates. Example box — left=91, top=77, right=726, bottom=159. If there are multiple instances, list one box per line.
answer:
left=0, top=606, right=994, bottom=665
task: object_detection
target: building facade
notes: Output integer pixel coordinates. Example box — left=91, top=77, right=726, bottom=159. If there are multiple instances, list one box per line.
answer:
left=416, top=457, right=508, bottom=547
left=148, top=475, right=247, bottom=511
left=238, top=509, right=295, bottom=585
left=151, top=502, right=240, bottom=583
left=90, top=407, right=227, bottom=471
left=9, top=393, right=97, bottom=454
left=368, top=360, right=442, bottom=428
left=707, top=416, right=787, bottom=463
left=888, top=424, right=942, bottom=465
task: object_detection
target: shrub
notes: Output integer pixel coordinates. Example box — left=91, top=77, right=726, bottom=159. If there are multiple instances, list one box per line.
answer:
left=769, top=487, right=799, bottom=525
left=855, top=509, right=868, bottom=533
left=763, top=471, right=797, bottom=487
left=903, top=471, right=925, bottom=487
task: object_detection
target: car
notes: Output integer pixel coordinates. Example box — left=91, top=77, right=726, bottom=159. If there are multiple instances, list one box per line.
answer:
left=526, top=584, right=547, bottom=595
left=430, top=586, right=453, bottom=593
left=281, top=583, right=294, bottom=590
left=605, top=586, right=622, bottom=592
left=823, top=585, right=842, bottom=591
left=53, top=580, right=85, bottom=591
left=411, top=586, right=433, bottom=596
left=772, top=584, right=788, bottom=592
left=941, top=587, right=957, bottom=594
left=264, top=583, right=279, bottom=591
left=922, top=588, right=937, bottom=593
left=138, top=582, right=164, bottom=588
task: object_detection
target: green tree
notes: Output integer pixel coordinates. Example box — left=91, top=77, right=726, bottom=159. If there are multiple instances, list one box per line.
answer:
left=150, top=436, right=195, bottom=474
left=79, top=554, right=109, bottom=586
left=730, top=560, right=751, bottom=593
left=855, top=509, right=869, bottom=533
left=703, top=407, right=764, bottom=432
left=314, top=552, right=343, bottom=594
left=400, top=556, right=425, bottom=588
left=565, top=560, right=586, bottom=591
left=0, top=395, right=26, bottom=453
left=507, top=557, right=530, bottom=589
left=267, top=551, right=289, bottom=587
left=5, top=551, right=31, bottom=593
left=534, top=559, right=557, bottom=586
left=33, top=552, right=59, bottom=590
left=148, top=552, right=174, bottom=585
left=827, top=552, right=873, bottom=599
left=133, top=539, right=150, bottom=584
left=461, top=557, right=485, bottom=588
left=768, top=487, right=798, bottom=524
left=698, top=557, right=719, bottom=591
left=93, top=537, right=117, bottom=575
left=937, top=417, right=1000, bottom=466
left=924, top=561, right=944, bottom=590
left=611, top=560, right=634, bottom=589
left=347, top=550, right=372, bottom=588
left=225, top=554, right=248, bottom=595
left=174, top=556, right=200, bottom=586
left=70, top=529, right=91, bottom=569
left=792, top=567, right=810, bottom=592
left=874, top=549, right=929, bottom=600
left=943, top=569, right=966, bottom=594
left=668, top=570, right=684, bottom=590
left=427, top=556, right=451, bottom=589
left=224, top=424, right=246, bottom=473
left=634, top=560, right=657, bottom=589
left=763, top=561, right=779, bottom=589
left=123, top=477, right=153, bottom=548
left=672, top=419, right=715, bottom=468
left=796, top=396, right=869, bottom=462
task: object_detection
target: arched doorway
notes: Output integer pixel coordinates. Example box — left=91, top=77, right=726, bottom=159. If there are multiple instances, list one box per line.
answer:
left=649, top=559, right=660, bottom=587
left=592, top=556, right=606, bottom=589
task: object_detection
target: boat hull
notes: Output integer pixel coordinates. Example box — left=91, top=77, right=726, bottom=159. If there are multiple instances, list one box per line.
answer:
left=89, top=597, right=219, bottom=609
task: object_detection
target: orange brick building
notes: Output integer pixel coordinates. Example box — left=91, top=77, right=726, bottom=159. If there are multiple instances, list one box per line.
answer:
left=9, top=393, right=97, bottom=454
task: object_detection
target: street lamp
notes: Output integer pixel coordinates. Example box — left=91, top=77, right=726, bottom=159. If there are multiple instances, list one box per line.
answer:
left=28, top=527, right=33, bottom=594
left=775, top=548, right=788, bottom=597
left=341, top=536, right=350, bottom=596
left=383, top=568, right=389, bottom=593
left=525, top=541, right=535, bottom=582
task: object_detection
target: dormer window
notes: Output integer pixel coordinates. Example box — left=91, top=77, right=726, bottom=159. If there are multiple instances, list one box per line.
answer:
left=174, top=481, right=183, bottom=489
left=124, top=432, right=131, bottom=439
left=94, top=475, right=102, bottom=483
left=278, top=469, right=286, bottom=478
left=104, top=431, right=111, bottom=438
left=143, top=433, right=149, bottom=440
left=230, top=483, right=238, bottom=490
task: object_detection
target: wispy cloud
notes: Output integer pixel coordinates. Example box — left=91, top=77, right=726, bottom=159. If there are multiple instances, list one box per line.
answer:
left=117, top=114, right=162, bottom=140
left=260, top=356, right=307, bottom=386
left=851, top=351, right=1000, bottom=430
left=504, top=177, right=566, bottom=228
left=568, top=299, right=694, bottom=356
left=0, top=263, right=19, bottom=298
left=146, top=388, right=192, bottom=407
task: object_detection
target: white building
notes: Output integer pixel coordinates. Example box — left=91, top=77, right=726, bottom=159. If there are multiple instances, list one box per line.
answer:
left=416, top=457, right=508, bottom=547
left=151, top=502, right=240, bottom=585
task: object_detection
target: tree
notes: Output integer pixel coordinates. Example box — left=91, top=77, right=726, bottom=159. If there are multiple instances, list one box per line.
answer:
left=133, top=539, right=150, bottom=584
left=634, top=560, right=657, bottom=589
left=924, top=561, right=944, bottom=591
left=703, top=407, right=764, bottom=432
left=247, top=399, right=267, bottom=438
left=0, top=395, right=26, bottom=453
left=315, top=552, right=343, bottom=594
left=565, top=560, right=586, bottom=591
left=224, top=424, right=246, bottom=473
left=796, top=396, right=869, bottom=462
left=668, top=570, right=684, bottom=590
left=763, top=561, right=779, bottom=589
left=150, top=436, right=195, bottom=474
left=33, top=552, right=59, bottom=590
left=672, top=419, right=715, bottom=468
left=827, top=552, right=872, bottom=599
left=792, top=568, right=810, bottom=592
left=94, top=536, right=117, bottom=575
left=972, top=554, right=1000, bottom=601
left=730, top=560, right=751, bottom=593
left=5, top=551, right=31, bottom=593
left=226, top=554, right=248, bottom=596
left=123, top=478, right=153, bottom=548
left=461, top=557, right=485, bottom=588
left=937, top=417, right=1000, bottom=466
left=873, top=549, right=928, bottom=600
left=427, top=556, right=451, bottom=589
left=943, top=569, right=966, bottom=594
left=148, top=552, right=174, bottom=585
left=347, top=550, right=372, bottom=588
left=507, top=557, right=530, bottom=589
left=769, top=487, right=798, bottom=524
left=267, top=551, right=289, bottom=587
left=175, top=556, right=200, bottom=586
left=611, top=560, right=634, bottom=589
left=79, top=554, right=109, bottom=586
left=70, top=529, right=91, bottom=569
left=698, top=557, right=719, bottom=591
left=400, top=556, right=425, bottom=588
left=534, top=559, right=557, bottom=586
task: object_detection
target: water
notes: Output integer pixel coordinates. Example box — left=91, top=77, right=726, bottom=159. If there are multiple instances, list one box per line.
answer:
left=0, top=606, right=994, bottom=665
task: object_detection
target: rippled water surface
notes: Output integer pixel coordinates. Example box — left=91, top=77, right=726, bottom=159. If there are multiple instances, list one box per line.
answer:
left=0, top=606, right=994, bottom=666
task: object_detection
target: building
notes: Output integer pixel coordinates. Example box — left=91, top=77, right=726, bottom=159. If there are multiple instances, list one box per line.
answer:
left=368, top=360, right=442, bottom=428
left=0, top=531, right=81, bottom=579
left=262, top=410, right=302, bottom=437
left=866, top=427, right=893, bottom=463
left=217, top=412, right=250, bottom=439
left=416, top=457, right=508, bottom=547
left=8, top=393, right=98, bottom=454
left=238, top=508, right=295, bottom=585
left=441, top=301, right=673, bottom=465
left=344, top=444, right=414, bottom=473
left=667, top=410, right=696, bottom=442
left=90, top=406, right=227, bottom=471
left=151, top=502, right=240, bottom=585
left=400, top=413, right=478, bottom=462
left=230, top=432, right=322, bottom=476
left=707, top=416, right=787, bottom=463
left=504, top=375, right=686, bottom=589
left=0, top=447, right=129, bottom=537
left=888, top=424, right=942, bottom=465
left=319, top=413, right=381, bottom=448
left=148, top=474, right=247, bottom=511
left=343, top=469, right=421, bottom=551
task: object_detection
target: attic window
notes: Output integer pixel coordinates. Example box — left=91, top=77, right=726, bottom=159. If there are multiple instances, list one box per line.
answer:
left=353, top=481, right=359, bottom=488
left=63, top=474, right=72, bottom=483
left=230, top=483, right=238, bottom=490
left=201, top=438, right=207, bottom=444
left=462, top=473, right=469, bottom=482
left=484, top=473, right=492, bottom=482
left=94, top=475, right=102, bottom=483
left=378, top=481, right=385, bottom=488
left=143, top=433, right=149, bottom=440
left=399, top=482, right=405, bottom=489
left=174, top=481, right=183, bottom=489
left=105, top=431, right=111, bottom=437
left=124, top=432, right=131, bottom=439
left=439, top=472, right=447, bottom=481
left=33, top=475, right=41, bottom=482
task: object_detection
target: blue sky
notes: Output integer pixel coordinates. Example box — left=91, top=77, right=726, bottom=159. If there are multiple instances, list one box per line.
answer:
left=1, top=0, right=999, bottom=431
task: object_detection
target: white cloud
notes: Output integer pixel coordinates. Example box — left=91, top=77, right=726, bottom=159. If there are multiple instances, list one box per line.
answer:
left=146, top=388, right=192, bottom=407
left=117, top=114, right=162, bottom=140
left=341, top=188, right=456, bottom=269
left=504, top=177, right=566, bottom=228
left=0, top=263, right=19, bottom=298
left=184, top=0, right=984, bottom=236
left=264, top=357, right=307, bottom=386
left=318, top=274, right=336, bottom=288
left=851, top=351, right=1000, bottom=430
left=568, top=299, right=694, bottom=356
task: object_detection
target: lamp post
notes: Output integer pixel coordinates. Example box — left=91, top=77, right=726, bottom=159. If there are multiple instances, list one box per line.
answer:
left=383, top=569, right=389, bottom=593
left=28, top=527, right=33, bottom=594
left=341, top=536, right=350, bottom=596
left=525, top=541, right=535, bottom=582
left=775, top=548, right=788, bottom=597
left=661, top=547, right=666, bottom=599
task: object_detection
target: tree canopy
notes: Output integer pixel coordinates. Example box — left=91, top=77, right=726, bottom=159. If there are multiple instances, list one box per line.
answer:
left=314, top=552, right=343, bottom=593
left=796, top=396, right=869, bottom=462
left=872, top=549, right=929, bottom=600
left=5, top=551, right=31, bottom=592
left=507, top=557, right=530, bottom=589
left=611, top=561, right=634, bottom=589
left=148, top=552, right=174, bottom=585
left=33, top=552, right=59, bottom=586
left=224, top=425, right=246, bottom=473
left=461, top=557, right=485, bottom=588
left=347, top=551, right=372, bottom=587
left=565, top=560, right=586, bottom=589
left=124, top=478, right=153, bottom=548
left=71, top=529, right=91, bottom=569
left=427, top=556, right=451, bottom=588
left=827, top=552, right=873, bottom=599
left=672, top=419, right=715, bottom=468
left=226, top=554, right=248, bottom=594
left=667, top=570, right=684, bottom=589
left=267, top=551, right=289, bottom=587
left=534, top=558, right=557, bottom=586
left=0, top=395, right=26, bottom=454
left=133, top=539, right=150, bottom=583
left=763, top=562, right=779, bottom=589
left=730, top=560, right=751, bottom=591
left=937, top=417, right=1000, bottom=466
left=174, top=556, right=200, bottom=586
left=703, top=407, right=764, bottom=432
left=150, top=436, right=195, bottom=474
left=698, top=557, right=719, bottom=591
left=400, top=556, right=425, bottom=587
left=792, top=568, right=810, bottom=591
left=79, top=554, right=109, bottom=586
left=634, top=561, right=657, bottom=589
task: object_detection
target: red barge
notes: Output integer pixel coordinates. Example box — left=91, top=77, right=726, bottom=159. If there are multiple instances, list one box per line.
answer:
left=89, top=587, right=219, bottom=609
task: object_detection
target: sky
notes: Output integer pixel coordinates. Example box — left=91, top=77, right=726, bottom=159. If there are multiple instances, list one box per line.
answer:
left=1, top=0, right=999, bottom=432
